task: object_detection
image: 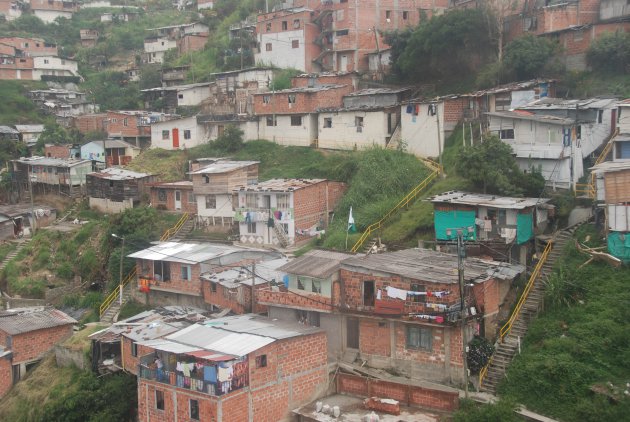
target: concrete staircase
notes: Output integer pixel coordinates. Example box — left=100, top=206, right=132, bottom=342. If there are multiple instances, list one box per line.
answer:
left=480, top=224, right=585, bottom=394
left=170, top=217, right=194, bottom=242
left=0, top=240, right=27, bottom=272
left=273, top=221, right=289, bottom=248
left=100, top=281, right=134, bottom=323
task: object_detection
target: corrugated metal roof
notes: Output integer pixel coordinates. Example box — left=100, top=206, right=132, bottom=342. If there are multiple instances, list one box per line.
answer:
left=486, top=111, right=574, bottom=125
left=235, top=178, right=327, bottom=192
left=341, top=249, right=524, bottom=285
left=88, top=167, right=153, bottom=180
left=201, top=257, right=289, bottom=288
left=0, top=307, right=77, bottom=335
left=278, top=250, right=354, bottom=279
left=253, top=84, right=346, bottom=95
left=138, top=339, right=204, bottom=354
left=344, top=87, right=411, bottom=97
left=0, top=126, right=19, bottom=134
left=15, top=156, right=91, bottom=167
left=519, top=97, right=617, bottom=110
left=15, top=125, right=44, bottom=132
left=127, top=242, right=269, bottom=264
left=141, top=82, right=212, bottom=93
left=429, top=191, right=550, bottom=209
left=83, top=139, right=140, bottom=150
left=188, top=160, right=259, bottom=175
left=591, top=160, right=630, bottom=174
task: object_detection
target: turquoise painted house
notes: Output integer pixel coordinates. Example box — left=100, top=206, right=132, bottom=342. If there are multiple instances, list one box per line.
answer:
left=429, top=191, right=553, bottom=263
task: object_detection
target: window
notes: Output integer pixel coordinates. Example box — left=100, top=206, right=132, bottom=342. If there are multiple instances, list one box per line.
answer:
left=181, top=265, right=191, bottom=281
left=266, top=43, right=272, bottom=51
left=266, top=23, right=271, bottom=32
left=276, top=193, right=290, bottom=209
left=282, top=21, right=288, bottom=30
left=131, top=341, right=138, bottom=357
left=157, top=188, right=167, bottom=202
left=263, top=95, right=271, bottom=104
left=266, top=116, right=277, bottom=126
left=190, top=399, right=199, bottom=420
left=292, top=39, right=299, bottom=48
left=598, top=110, right=603, bottom=124
left=123, top=118, right=128, bottom=127
left=336, top=29, right=349, bottom=36
left=288, top=94, right=296, bottom=104
left=290, top=115, right=302, bottom=126
left=403, top=11, right=409, bottom=20
left=312, top=279, right=321, bottom=294
left=255, top=354, right=267, bottom=368
left=323, top=117, right=332, bottom=128
left=293, top=19, right=301, bottom=29
left=247, top=221, right=257, bottom=234
left=406, top=325, right=432, bottom=351
left=184, top=130, right=191, bottom=140
left=355, top=116, right=364, bottom=133
left=178, top=93, right=184, bottom=99
left=210, top=282, right=217, bottom=292
left=44, top=59, right=49, bottom=64
left=410, top=283, right=426, bottom=303
left=154, top=261, right=171, bottom=282
left=246, top=193, right=258, bottom=208
left=205, top=194, right=216, bottom=209
left=499, top=129, right=514, bottom=140
left=297, top=276, right=306, bottom=290
left=155, top=390, right=164, bottom=410
left=386, top=10, right=391, bottom=19
left=363, top=280, right=375, bottom=306
left=162, top=130, right=169, bottom=140
left=188, top=192, right=196, bottom=203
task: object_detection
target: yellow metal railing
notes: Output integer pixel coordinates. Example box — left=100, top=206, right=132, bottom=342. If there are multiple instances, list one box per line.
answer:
left=350, top=162, right=442, bottom=253
left=479, top=240, right=553, bottom=388
left=575, top=128, right=618, bottom=198
left=99, top=213, right=190, bottom=319
left=160, top=213, right=189, bottom=241
left=99, top=268, right=137, bottom=318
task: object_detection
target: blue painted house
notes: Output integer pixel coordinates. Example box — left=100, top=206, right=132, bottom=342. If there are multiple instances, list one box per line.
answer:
left=429, top=191, right=553, bottom=263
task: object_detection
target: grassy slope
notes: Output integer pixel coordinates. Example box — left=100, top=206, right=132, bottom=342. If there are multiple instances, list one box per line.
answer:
left=495, top=224, right=630, bottom=421
left=0, top=81, right=49, bottom=125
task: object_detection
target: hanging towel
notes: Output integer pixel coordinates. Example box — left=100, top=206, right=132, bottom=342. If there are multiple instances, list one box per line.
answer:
left=406, top=104, right=413, bottom=114
left=182, top=363, right=191, bottom=377
left=218, top=366, right=231, bottom=382
left=414, top=104, right=420, bottom=115
left=204, top=365, right=217, bottom=383
left=376, top=289, right=382, bottom=300
left=386, top=286, right=408, bottom=300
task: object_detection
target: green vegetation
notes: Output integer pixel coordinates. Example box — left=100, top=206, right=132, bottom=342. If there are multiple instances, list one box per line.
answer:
left=0, top=81, right=48, bottom=125
left=460, top=225, right=630, bottom=421
left=0, top=355, right=137, bottom=422
left=587, top=31, right=630, bottom=74
left=118, top=299, right=152, bottom=320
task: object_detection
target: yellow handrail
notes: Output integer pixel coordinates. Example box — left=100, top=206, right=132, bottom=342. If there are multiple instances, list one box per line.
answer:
left=478, top=240, right=553, bottom=388
left=99, top=213, right=189, bottom=319
left=99, top=268, right=137, bottom=318
left=499, top=240, right=553, bottom=340
left=160, top=213, right=189, bottom=241
left=350, top=161, right=442, bottom=253
left=575, top=128, right=618, bottom=199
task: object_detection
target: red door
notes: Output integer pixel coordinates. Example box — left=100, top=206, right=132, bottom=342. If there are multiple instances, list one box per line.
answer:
left=172, top=128, right=179, bottom=148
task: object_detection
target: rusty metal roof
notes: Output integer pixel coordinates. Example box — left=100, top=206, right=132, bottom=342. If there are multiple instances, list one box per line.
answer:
left=235, top=178, right=327, bottom=192
left=0, top=307, right=77, bottom=335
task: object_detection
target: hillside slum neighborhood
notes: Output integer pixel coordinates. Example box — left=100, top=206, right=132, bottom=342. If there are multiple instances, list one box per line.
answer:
left=2, top=0, right=630, bottom=421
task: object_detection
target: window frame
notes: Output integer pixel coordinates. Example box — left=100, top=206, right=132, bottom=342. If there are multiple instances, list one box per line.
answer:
left=181, top=265, right=192, bottom=281
left=247, top=221, right=257, bottom=234
left=406, top=325, right=432, bottom=351
left=290, top=115, right=302, bottom=126
left=155, top=390, right=165, bottom=410
left=189, top=399, right=199, bottom=420
left=205, top=194, right=216, bottom=209
left=162, top=130, right=170, bottom=140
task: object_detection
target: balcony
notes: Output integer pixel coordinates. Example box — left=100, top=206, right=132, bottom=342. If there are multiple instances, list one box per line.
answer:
left=138, top=354, right=249, bottom=397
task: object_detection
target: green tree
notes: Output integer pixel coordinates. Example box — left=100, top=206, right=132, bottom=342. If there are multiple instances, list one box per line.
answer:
left=455, top=136, right=544, bottom=196
left=396, top=9, right=496, bottom=85
left=213, top=124, right=244, bottom=152
left=503, top=35, right=558, bottom=80
left=587, top=31, right=630, bottom=73
left=35, top=122, right=72, bottom=153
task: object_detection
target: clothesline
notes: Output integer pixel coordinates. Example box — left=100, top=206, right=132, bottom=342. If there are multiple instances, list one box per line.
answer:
left=384, top=286, right=452, bottom=301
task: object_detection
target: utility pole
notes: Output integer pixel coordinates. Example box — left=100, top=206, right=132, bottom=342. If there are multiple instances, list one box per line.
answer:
left=435, top=103, right=444, bottom=175
left=456, top=229, right=469, bottom=398
left=240, top=30, right=244, bottom=70
left=372, top=26, right=383, bottom=81
left=251, top=261, right=256, bottom=313
left=28, top=165, right=36, bottom=236
left=112, top=234, right=125, bottom=305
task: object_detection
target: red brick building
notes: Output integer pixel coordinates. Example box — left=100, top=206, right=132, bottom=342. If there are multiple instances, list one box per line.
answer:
left=105, top=111, right=175, bottom=148
left=261, top=248, right=523, bottom=385
left=149, top=181, right=197, bottom=214
left=0, top=307, right=76, bottom=397
left=255, top=0, right=448, bottom=73
left=72, top=113, right=108, bottom=134
left=235, top=179, right=346, bottom=248
left=0, top=36, right=58, bottom=56
left=129, top=241, right=281, bottom=310
left=133, top=314, right=328, bottom=422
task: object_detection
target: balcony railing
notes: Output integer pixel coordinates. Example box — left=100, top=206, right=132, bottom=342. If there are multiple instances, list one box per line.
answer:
left=138, top=365, right=248, bottom=396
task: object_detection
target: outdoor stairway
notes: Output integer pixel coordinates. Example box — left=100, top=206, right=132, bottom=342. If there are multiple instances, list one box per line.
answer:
left=273, top=222, right=289, bottom=248
left=170, top=217, right=194, bottom=242
left=0, top=239, right=27, bottom=272
left=363, top=239, right=378, bottom=254
left=100, top=281, right=134, bottom=324
left=479, top=224, right=584, bottom=395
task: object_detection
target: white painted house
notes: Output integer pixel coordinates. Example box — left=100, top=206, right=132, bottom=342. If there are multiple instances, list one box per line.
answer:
left=143, top=37, right=177, bottom=64
left=617, top=99, right=630, bottom=134
left=32, top=56, right=80, bottom=80
left=318, top=107, right=397, bottom=150
left=256, top=114, right=318, bottom=147
left=150, top=116, right=207, bottom=150
left=141, top=82, right=212, bottom=113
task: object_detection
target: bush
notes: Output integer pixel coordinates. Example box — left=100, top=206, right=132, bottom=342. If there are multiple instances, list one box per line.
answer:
left=587, top=31, right=630, bottom=73
left=56, top=262, right=74, bottom=280
left=213, top=124, right=244, bottom=152
left=503, top=35, right=558, bottom=81
left=467, top=335, right=495, bottom=374
left=9, top=277, right=46, bottom=298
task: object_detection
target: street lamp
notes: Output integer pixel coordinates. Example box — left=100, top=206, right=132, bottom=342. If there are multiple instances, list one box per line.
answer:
left=112, top=233, right=125, bottom=305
